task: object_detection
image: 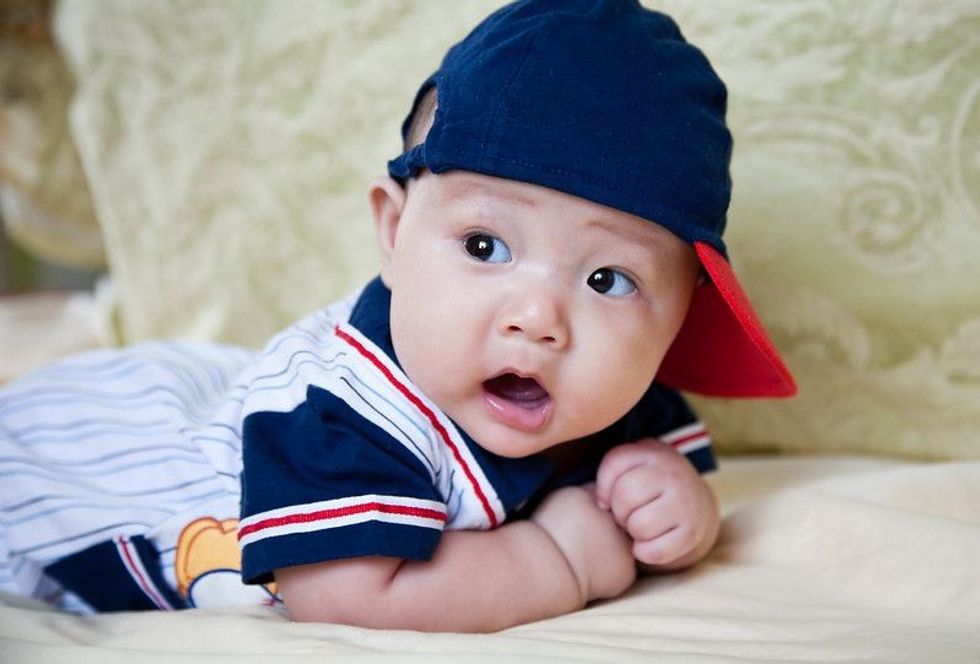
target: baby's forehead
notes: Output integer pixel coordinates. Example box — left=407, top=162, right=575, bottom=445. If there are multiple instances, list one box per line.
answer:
left=413, top=171, right=686, bottom=249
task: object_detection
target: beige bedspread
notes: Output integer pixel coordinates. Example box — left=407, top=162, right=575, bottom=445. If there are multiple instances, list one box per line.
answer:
left=2, top=454, right=978, bottom=663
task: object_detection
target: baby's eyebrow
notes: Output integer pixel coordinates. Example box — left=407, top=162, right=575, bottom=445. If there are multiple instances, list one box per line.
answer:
left=450, top=177, right=539, bottom=211
left=584, top=217, right=666, bottom=253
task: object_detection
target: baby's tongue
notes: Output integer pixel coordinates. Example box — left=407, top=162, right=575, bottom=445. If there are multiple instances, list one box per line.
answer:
left=484, top=373, right=549, bottom=405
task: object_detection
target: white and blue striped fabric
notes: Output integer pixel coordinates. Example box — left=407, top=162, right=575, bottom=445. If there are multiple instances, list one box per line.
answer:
left=0, top=339, right=254, bottom=603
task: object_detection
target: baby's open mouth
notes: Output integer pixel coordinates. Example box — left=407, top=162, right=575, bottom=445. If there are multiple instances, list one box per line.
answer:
left=481, top=372, right=553, bottom=432
left=483, top=373, right=550, bottom=409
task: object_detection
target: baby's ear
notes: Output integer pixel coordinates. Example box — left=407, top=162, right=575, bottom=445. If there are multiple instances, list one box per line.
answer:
left=368, top=176, right=407, bottom=287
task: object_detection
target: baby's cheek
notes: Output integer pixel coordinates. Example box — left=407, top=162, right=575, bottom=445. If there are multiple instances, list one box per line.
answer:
left=577, top=355, right=652, bottom=424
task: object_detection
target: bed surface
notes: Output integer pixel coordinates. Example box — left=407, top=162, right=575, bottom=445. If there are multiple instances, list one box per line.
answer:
left=3, top=454, right=978, bottom=663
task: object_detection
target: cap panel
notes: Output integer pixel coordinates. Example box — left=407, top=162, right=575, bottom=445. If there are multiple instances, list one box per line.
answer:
left=391, top=0, right=732, bottom=253
left=477, top=11, right=732, bottom=236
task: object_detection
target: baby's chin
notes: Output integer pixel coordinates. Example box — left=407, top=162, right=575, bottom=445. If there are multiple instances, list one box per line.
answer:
left=454, top=414, right=566, bottom=459
left=436, top=386, right=611, bottom=458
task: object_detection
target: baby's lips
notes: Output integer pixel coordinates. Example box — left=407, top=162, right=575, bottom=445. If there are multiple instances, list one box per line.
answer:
left=480, top=368, right=555, bottom=431
left=482, top=371, right=550, bottom=404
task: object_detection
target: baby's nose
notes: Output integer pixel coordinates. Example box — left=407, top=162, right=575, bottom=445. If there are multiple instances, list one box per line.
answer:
left=497, top=291, right=569, bottom=349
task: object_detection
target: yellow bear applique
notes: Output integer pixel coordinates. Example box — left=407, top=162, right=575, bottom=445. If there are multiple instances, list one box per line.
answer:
left=175, top=517, right=278, bottom=607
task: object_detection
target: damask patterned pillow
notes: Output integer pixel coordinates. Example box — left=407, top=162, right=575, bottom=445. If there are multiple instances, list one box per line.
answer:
left=55, top=1, right=979, bottom=459
left=657, top=1, right=980, bottom=459
left=54, top=0, right=504, bottom=344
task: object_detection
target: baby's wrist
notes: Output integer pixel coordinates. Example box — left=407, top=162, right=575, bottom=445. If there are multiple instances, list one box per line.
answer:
left=528, top=489, right=594, bottom=605
left=528, top=518, right=589, bottom=606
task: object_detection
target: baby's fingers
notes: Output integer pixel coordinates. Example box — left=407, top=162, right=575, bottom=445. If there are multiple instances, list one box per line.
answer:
left=623, top=500, right=675, bottom=543
left=631, top=525, right=696, bottom=567
left=594, top=441, right=654, bottom=510
left=607, top=468, right=663, bottom=527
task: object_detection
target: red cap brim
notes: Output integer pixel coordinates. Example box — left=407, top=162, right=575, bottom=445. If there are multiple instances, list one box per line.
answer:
left=656, top=242, right=797, bottom=398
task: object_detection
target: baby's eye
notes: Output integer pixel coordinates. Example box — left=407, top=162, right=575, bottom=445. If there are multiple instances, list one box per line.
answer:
left=587, top=268, right=636, bottom=296
left=464, top=233, right=512, bottom=263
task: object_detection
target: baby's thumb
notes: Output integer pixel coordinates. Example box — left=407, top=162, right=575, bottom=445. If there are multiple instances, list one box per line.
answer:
left=593, top=442, right=645, bottom=511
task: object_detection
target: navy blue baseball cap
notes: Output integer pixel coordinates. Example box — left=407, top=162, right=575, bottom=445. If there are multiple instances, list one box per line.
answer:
left=388, top=0, right=796, bottom=398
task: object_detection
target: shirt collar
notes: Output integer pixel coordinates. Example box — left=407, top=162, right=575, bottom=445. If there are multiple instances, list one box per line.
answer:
left=347, top=276, right=556, bottom=514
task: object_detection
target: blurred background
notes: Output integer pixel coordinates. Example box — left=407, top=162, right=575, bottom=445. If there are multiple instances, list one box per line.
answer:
left=0, top=217, right=99, bottom=293
left=0, top=0, right=99, bottom=294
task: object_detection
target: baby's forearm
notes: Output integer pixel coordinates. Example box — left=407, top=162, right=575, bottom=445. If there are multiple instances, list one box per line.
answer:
left=276, top=520, right=584, bottom=633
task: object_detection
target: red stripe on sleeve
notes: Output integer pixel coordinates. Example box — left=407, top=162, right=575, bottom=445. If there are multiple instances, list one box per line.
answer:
left=239, top=501, right=447, bottom=539
left=667, top=429, right=709, bottom=449
left=335, top=326, right=500, bottom=528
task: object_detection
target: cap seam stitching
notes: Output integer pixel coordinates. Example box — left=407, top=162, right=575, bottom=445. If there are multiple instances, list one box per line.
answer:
left=480, top=30, right=543, bottom=159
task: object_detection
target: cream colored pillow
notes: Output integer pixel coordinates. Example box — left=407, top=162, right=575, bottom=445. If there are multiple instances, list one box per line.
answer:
left=55, top=1, right=980, bottom=459
left=0, top=11, right=103, bottom=269
left=55, top=0, right=505, bottom=345
left=654, top=1, right=980, bottom=459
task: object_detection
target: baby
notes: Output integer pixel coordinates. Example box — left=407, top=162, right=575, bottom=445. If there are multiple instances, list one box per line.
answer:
left=0, top=0, right=794, bottom=632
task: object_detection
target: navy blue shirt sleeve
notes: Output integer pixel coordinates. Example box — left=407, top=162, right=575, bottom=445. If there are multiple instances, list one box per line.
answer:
left=239, top=386, right=446, bottom=585
left=544, top=382, right=717, bottom=492
left=608, top=382, right=717, bottom=474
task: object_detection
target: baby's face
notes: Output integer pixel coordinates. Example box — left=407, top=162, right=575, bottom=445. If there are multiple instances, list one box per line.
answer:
left=379, top=171, right=699, bottom=458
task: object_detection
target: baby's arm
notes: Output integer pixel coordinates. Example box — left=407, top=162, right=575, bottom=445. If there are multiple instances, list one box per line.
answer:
left=594, top=439, right=720, bottom=570
left=276, top=485, right=635, bottom=632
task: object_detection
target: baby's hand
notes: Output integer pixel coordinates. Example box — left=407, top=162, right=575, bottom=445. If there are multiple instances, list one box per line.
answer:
left=530, top=484, right=636, bottom=602
left=595, top=440, right=720, bottom=570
